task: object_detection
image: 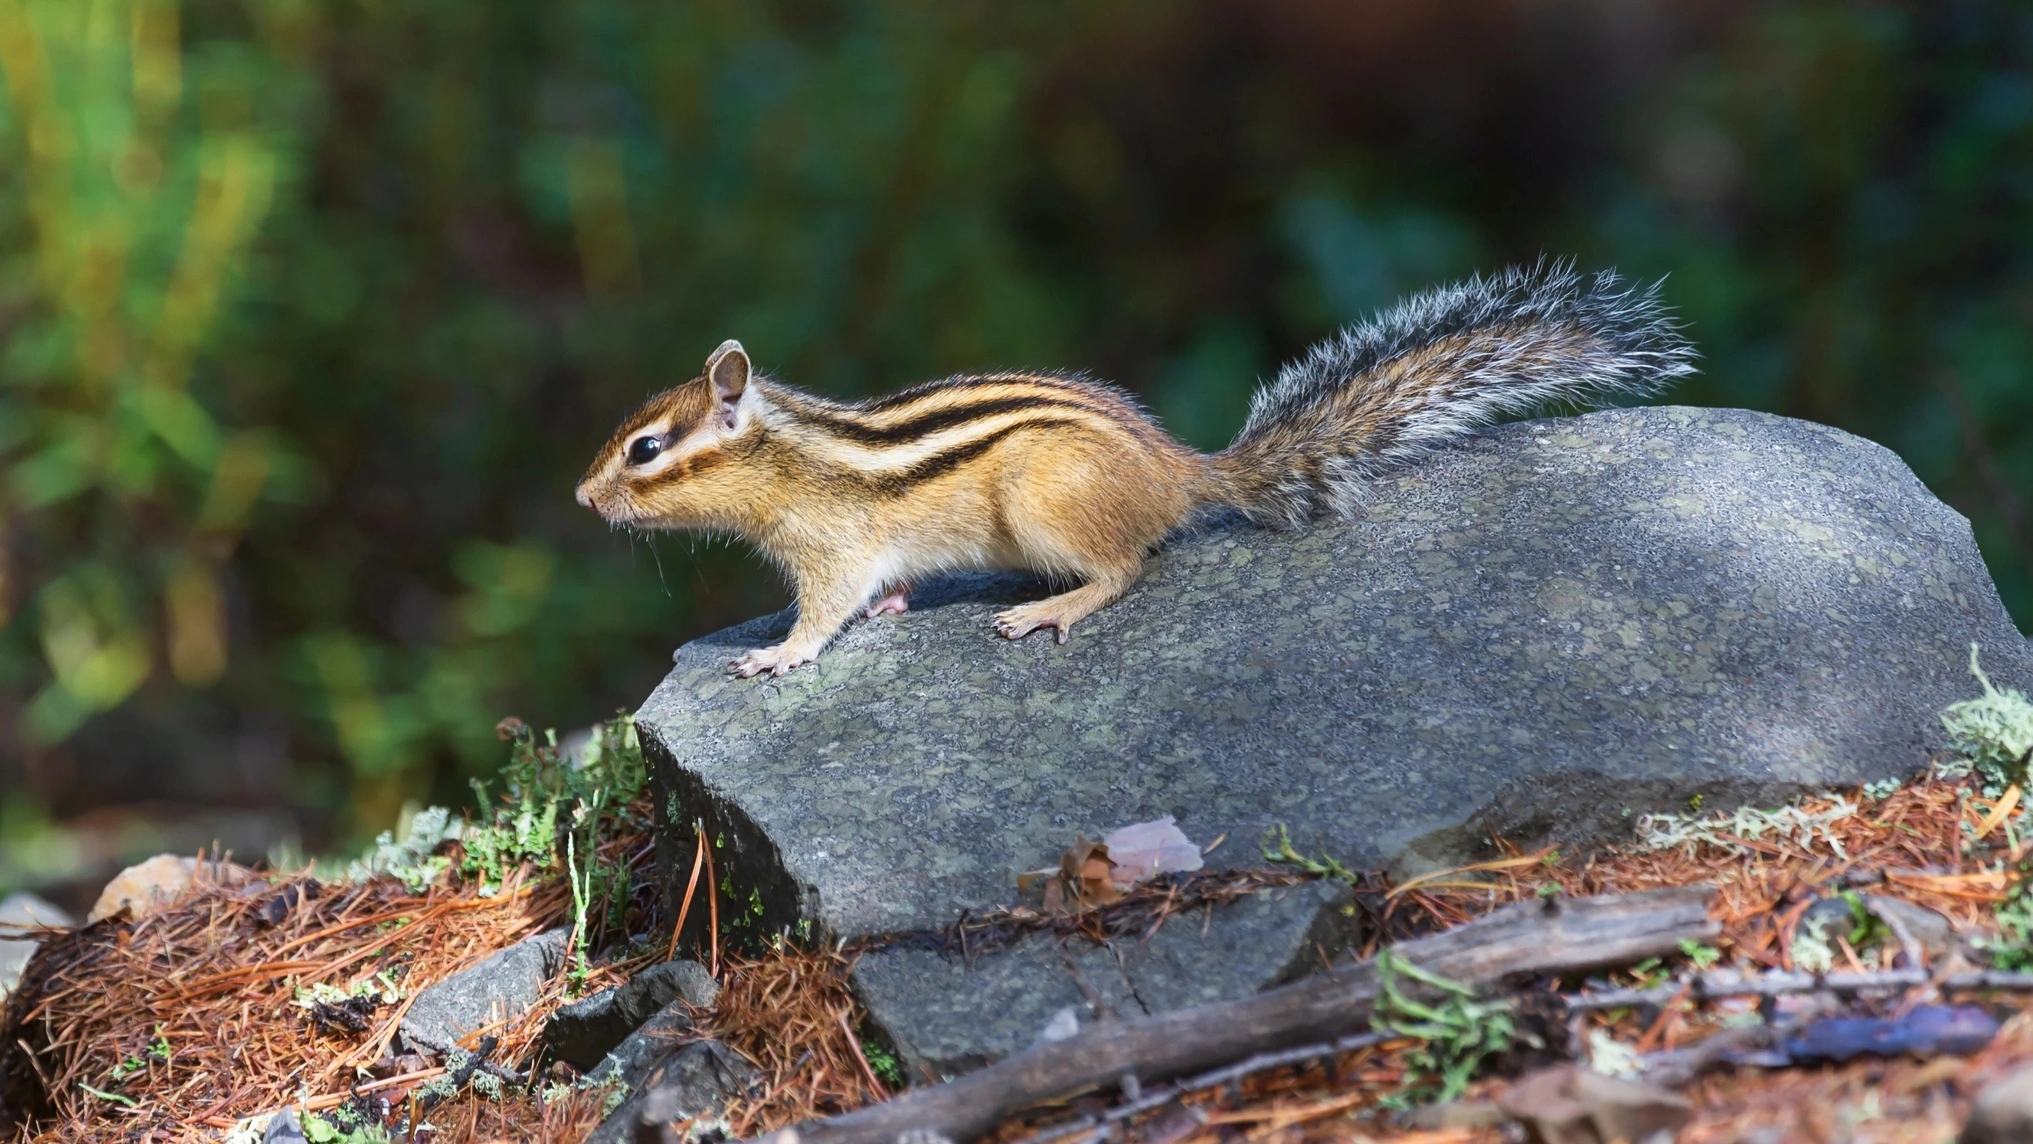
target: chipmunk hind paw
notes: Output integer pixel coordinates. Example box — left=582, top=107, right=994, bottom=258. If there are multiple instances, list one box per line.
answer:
left=993, top=603, right=1072, bottom=645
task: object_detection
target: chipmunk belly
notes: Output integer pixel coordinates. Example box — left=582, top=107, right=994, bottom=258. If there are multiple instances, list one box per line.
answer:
left=881, top=482, right=1030, bottom=578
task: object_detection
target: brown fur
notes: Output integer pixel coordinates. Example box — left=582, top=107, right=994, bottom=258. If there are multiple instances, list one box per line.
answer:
left=576, top=342, right=1217, bottom=676
left=576, top=271, right=1688, bottom=678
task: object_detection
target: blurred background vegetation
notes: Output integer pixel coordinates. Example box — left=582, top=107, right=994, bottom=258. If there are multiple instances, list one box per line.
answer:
left=0, top=0, right=2028, bottom=906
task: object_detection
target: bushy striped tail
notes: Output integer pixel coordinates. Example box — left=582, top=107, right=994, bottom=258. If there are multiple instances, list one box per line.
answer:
left=1212, top=261, right=1697, bottom=526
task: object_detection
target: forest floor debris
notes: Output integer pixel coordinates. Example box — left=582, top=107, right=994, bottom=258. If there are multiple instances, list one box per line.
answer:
left=11, top=727, right=2033, bottom=1141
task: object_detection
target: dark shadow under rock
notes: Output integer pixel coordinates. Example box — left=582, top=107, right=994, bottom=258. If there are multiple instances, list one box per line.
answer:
left=585, top=1039, right=760, bottom=1144
left=585, top=1000, right=698, bottom=1090
left=545, top=958, right=717, bottom=1072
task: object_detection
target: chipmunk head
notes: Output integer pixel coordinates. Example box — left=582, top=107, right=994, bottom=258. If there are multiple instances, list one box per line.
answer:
left=576, top=339, right=765, bottom=527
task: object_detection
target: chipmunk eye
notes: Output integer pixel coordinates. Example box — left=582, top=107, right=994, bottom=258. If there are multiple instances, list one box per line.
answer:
left=626, top=435, right=664, bottom=466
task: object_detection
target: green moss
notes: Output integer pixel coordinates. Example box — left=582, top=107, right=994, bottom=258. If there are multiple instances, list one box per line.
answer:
left=861, top=1033, right=907, bottom=1090
left=1371, top=950, right=1514, bottom=1107
left=302, top=1105, right=391, bottom=1144
left=1261, top=824, right=1359, bottom=887
left=348, top=711, right=656, bottom=977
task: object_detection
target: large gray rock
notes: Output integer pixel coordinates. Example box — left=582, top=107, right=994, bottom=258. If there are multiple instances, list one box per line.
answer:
left=634, top=406, right=2031, bottom=1075
left=853, top=879, right=1352, bottom=1074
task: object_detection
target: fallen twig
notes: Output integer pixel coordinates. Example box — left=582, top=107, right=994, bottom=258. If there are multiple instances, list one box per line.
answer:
left=1634, top=1022, right=1784, bottom=1089
left=1568, top=967, right=2033, bottom=1011
left=1008, top=1029, right=1391, bottom=1144
left=748, top=887, right=1716, bottom=1144
left=399, top=1029, right=528, bottom=1087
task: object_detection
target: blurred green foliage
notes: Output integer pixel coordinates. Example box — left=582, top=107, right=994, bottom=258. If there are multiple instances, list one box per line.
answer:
left=0, top=1, right=2028, bottom=851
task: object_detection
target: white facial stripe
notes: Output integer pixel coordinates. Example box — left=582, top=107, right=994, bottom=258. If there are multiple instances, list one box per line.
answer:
left=619, top=387, right=754, bottom=479
left=630, top=444, right=683, bottom=477
left=617, top=422, right=675, bottom=476
left=667, top=432, right=721, bottom=463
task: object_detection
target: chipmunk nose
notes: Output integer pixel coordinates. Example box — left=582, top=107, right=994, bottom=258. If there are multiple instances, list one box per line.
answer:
left=575, top=484, right=594, bottom=510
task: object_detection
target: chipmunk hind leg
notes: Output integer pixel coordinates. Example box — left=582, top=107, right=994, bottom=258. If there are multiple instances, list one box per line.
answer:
left=992, top=448, right=1179, bottom=644
left=993, top=565, right=1141, bottom=644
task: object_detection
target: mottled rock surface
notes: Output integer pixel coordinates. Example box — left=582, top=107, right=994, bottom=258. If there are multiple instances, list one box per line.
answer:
left=852, top=879, right=1350, bottom=1072
left=583, top=1001, right=700, bottom=1090
left=635, top=406, right=2031, bottom=1074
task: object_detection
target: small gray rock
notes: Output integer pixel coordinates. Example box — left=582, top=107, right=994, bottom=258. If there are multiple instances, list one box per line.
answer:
left=1964, top=1060, right=2033, bottom=1144
left=0, top=892, right=71, bottom=996
left=1864, top=895, right=1962, bottom=960
left=399, top=927, right=568, bottom=1052
left=262, top=1109, right=307, bottom=1144
left=1800, top=894, right=1961, bottom=963
left=546, top=959, right=717, bottom=1071
left=585, top=1039, right=759, bottom=1144
left=87, top=854, right=256, bottom=923
left=584, top=1000, right=698, bottom=1090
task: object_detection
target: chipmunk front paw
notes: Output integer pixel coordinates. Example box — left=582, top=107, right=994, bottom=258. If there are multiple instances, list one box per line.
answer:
left=993, top=604, right=1071, bottom=645
left=730, top=644, right=817, bottom=678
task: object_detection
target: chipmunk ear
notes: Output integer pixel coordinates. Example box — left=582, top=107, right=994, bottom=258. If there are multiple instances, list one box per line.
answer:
left=705, top=340, right=750, bottom=403
left=703, top=340, right=750, bottom=430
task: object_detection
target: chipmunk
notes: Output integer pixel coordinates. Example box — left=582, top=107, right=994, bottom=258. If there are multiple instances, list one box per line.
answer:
left=576, top=262, right=1695, bottom=678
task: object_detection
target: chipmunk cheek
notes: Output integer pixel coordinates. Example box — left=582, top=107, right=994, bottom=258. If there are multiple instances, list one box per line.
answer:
left=681, top=449, right=726, bottom=477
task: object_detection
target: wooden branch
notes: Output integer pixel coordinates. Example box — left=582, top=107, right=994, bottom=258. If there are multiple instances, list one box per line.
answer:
left=750, top=887, right=1716, bottom=1144
left=1570, top=966, right=2033, bottom=1011
left=1007, top=962, right=2033, bottom=1137
left=1010, top=1030, right=1393, bottom=1144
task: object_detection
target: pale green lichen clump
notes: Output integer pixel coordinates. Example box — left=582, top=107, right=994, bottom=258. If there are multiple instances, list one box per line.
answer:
left=1635, top=796, right=1857, bottom=858
left=1937, top=643, right=2033, bottom=796
left=347, top=804, right=460, bottom=893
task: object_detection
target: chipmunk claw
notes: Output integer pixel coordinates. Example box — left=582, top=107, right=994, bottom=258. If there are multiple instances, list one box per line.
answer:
left=993, top=605, right=1071, bottom=644
left=730, top=645, right=815, bottom=678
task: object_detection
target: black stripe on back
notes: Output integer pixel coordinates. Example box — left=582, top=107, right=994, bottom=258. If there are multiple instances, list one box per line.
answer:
left=857, top=373, right=1096, bottom=413
left=790, top=394, right=1102, bottom=446
left=868, top=417, right=1086, bottom=495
